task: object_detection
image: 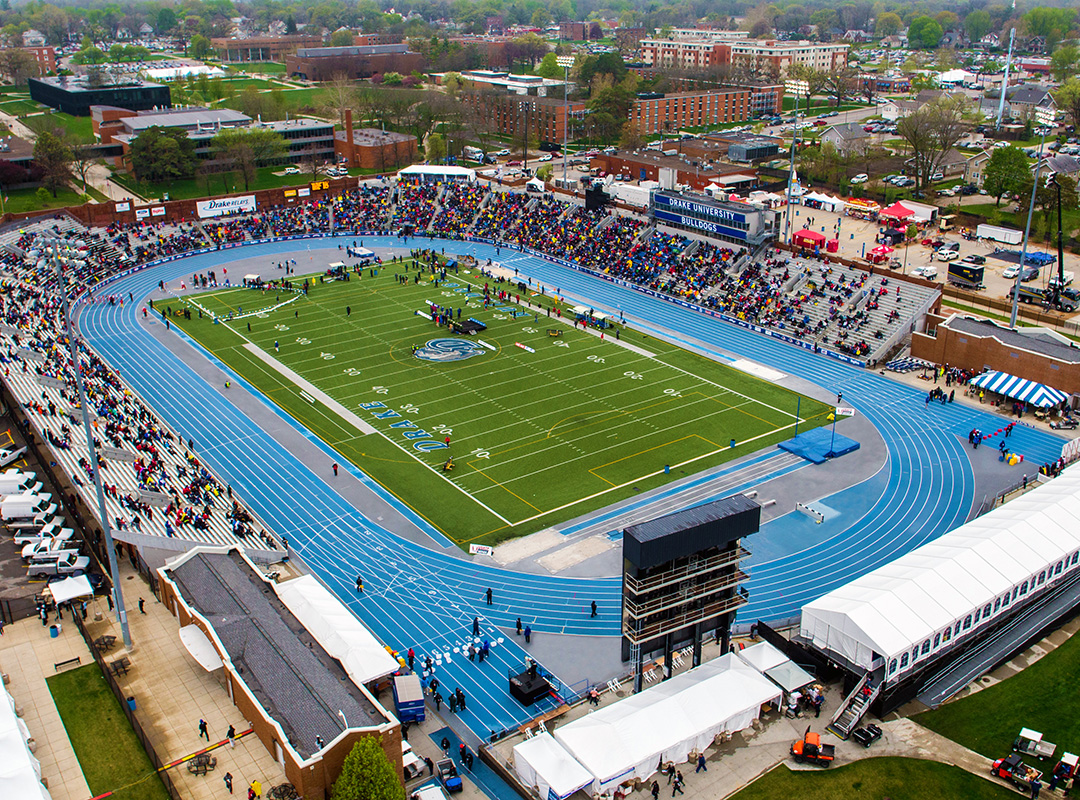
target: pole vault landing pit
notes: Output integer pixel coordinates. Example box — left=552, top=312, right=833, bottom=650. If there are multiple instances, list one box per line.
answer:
left=778, top=428, right=861, bottom=464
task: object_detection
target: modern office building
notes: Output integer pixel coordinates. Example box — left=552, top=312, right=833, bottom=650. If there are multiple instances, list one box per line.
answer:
left=211, top=34, right=323, bottom=62
left=29, top=75, right=171, bottom=116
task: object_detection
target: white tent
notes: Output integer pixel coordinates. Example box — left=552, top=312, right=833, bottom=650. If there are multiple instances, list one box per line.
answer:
left=802, top=191, right=844, bottom=213
left=47, top=574, right=93, bottom=605
left=275, top=575, right=398, bottom=685
left=0, top=684, right=51, bottom=800
left=801, top=465, right=1080, bottom=685
left=897, top=200, right=938, bottom=222
left=179, top=625, right=224, bottom=671
left=737, top=641, right=815, bottom=693
left=938, top=69, right=975, bottom=85
left=513, top=733, right=594, bottom=800
left=553, top=655, right=781, bottom=794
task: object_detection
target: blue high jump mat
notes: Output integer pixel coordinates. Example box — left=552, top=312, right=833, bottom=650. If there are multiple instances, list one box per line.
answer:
left=778, top=428, right=860, bottom=464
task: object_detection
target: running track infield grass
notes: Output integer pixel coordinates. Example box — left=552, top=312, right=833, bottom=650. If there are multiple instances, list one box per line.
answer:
left=729, top=757, right=1016, bottom=800
left=48, top=664, right=171, bottom=800
left=172, top=260, right=832, bottom=544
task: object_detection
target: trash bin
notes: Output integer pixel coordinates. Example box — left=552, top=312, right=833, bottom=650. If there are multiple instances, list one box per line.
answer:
left=664, top=465, right=670, bottom=474
left=127, top=697, right=136, bottom=712
left=49, top=625, right=58, bottom=639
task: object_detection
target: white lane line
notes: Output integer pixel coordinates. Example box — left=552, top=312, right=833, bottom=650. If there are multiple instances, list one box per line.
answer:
left=242, top=342, right=377, bottom=435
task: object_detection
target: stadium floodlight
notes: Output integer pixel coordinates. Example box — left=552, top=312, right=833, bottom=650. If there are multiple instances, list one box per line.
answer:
left=557, top=56, right=575, bottom=186
left=1011, top=105, right=1056, bottom=328
left=783, top=79, right=810, bottom=245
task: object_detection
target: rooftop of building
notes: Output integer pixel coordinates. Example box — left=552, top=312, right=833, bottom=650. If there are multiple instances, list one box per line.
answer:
left=294, top=43, right=410, bottom=57
left=30, top=75, right=166, bottom=93
left=165, top=549, right=390, bottom=760
left=337, top=127, right=415, bottom=145
left=595, top=149, right=751, bottom=175
left=945, top=315, right=1080, bottom=364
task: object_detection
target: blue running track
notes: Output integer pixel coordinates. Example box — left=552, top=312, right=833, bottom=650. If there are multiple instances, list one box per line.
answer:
left=77, top=236, right=1067, bottom=738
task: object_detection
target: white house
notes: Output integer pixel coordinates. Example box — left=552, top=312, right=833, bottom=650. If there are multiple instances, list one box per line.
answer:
left=964, top=149, right=994, bottom=187
left=21, top=29, right=46, bottom=47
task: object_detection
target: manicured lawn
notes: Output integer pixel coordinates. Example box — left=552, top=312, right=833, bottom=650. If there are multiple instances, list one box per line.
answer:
left=237, top=61, right=288, bottom=74
left=730, top=758, right=1016, bottom=800
left=111, top=165, right=340, bottom=201
left=220, top=86, right=324, bottom=115
left=173, top=265, right=830, bottom=544
left=782, top=97, right=870, bottom=114
left=2, top=185, right=85, bottom=214
left=22, top=111, right=94, bottom=140
left=916, top=622, right=1080, bottom=760
left=48, top=664, right=171, bottom=800
left=0, top=98, right=47, bottom=115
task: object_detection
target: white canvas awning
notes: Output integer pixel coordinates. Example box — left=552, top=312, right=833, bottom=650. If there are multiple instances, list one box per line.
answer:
left=737, top=641, right=815, bottom=692
left=513, top=733, right=594, bottom=800
left=179, top=625, right=224, bottom=671
left=801, top=464, right=1080, bottom=683
left=0, top=684, right=51, bottom=800
left=553, top=654, right=781, bottom=794
left=274, top=575, right=398, bottom=685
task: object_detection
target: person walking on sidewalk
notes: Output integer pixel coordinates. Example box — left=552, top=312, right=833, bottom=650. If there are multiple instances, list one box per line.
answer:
left=198, top=719, right=209, bottom=741
left=696, top=753, right=707, bottom=773
left=224, top=772, right=233, bottom=794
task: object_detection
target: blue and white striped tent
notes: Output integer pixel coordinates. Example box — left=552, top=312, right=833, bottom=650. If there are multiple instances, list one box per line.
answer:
left=970, top=370, right=1070, bottom=408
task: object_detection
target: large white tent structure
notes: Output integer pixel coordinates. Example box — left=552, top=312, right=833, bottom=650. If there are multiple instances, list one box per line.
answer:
left=801, top=465, right=1080, bottom=685
left=553, top=654, right=781, bottom=794
left=275, top=575, right=399, bottom=685
left=513, top=733, right=594, bottom=800
left=0, top=683, right=51, bottom=800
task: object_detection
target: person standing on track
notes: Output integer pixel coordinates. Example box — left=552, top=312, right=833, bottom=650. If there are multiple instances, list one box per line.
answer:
left=355, top=575, right=363, bottom=593
left=485, top=587, right=493, bottom=605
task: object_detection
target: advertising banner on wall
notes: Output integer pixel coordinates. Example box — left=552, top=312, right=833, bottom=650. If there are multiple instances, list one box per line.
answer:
left=135, top=208, right=150, bottom=219
left=115, top=201, right=130, bottom=212
left=196, top=195, right=257, bottom=219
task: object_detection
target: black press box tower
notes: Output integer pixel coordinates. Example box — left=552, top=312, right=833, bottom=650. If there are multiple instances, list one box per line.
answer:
left=622, top=494, right=759, bottom=692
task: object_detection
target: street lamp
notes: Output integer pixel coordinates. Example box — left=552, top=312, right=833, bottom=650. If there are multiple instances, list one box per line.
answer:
left=783, top=78, right=809, bottom=245
left=1011, top=106, right=1055, bottom=328
left=45, top=236, right=132, bottom=649
left=557, top=55, right=575, bottom=187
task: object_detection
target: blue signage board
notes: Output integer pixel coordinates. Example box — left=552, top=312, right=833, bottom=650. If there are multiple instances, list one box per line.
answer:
left=654, top=208, right=747, bottom=240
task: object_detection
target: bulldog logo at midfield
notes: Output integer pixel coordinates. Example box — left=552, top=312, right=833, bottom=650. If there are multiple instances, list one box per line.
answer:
left=413, top=338, right=486, bottom=363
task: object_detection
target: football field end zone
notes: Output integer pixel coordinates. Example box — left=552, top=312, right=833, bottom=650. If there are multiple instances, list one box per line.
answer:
left=242, top=343, right=378, bottom=435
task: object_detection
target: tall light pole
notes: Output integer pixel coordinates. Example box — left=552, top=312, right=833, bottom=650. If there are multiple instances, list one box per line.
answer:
left=557, top=55, right=574, bottom=188
left=997, top=2, right=1017, bottom=130
left=519, top=99, right=531, bottom=175
left=46, top=236, right=132, bottom=649
left=1011, top=106, right=1054, bottom=328
left=783, top=78, right=809, bottom=245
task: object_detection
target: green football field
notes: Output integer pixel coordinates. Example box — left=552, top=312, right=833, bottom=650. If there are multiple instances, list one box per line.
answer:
left=171, top=261, right=831, bottom=545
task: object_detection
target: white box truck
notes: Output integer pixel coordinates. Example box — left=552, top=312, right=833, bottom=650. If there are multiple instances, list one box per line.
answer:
left=29, top=552, right=89, bottom=579
left=976, top=224, right=1023, bottom=245
left=0, top=469, right=41, bottom=496
left=2, top=494, right=56, bottom=525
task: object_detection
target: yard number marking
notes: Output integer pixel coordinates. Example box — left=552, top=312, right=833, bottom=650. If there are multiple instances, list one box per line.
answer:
left=587, top=354, right=606, bottom=364
left=624, top=371, right=643, bottom=380
left=274, top=324, right=289, bottom=331
left=371, top=385, right=389, bottom=395
left=343, top=368, right=361, bottom=377
left=471, top=448, right=490, bottom=459
left=663, top=388, right=682, bottom=397
left=296, top=337, right=311, bottom=345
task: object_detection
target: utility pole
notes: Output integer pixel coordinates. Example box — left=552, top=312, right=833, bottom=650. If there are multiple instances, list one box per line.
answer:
left=46, top=237, right=132, bottom=649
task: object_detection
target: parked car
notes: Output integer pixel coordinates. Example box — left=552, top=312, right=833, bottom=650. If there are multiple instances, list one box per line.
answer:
left=930, top=171, right=944, bottom=181
left=492, top=149, right=510, bottom=157
left=507, top=160, right=522, bottom=166
left=938, top=188, right=955, bottom=197
left=1003, top=264, right=1021, bottom=279
left=851, top=173, right=868, bottom=184
left=961, top=254, right=987, bottom=265
left=938, top=249, right=960, bottom=262
left=283, top=166, right=301, bottom=175
left=538, top=154, right=553, bottom=161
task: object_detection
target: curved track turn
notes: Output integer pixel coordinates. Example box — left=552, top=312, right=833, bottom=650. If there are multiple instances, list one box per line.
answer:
left=77, top=236, right=1067, bottom=736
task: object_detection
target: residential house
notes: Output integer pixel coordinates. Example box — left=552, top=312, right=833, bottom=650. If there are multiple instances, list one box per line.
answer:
left=1037, top=154, right=1080, bottom=180
left=940, top=30, right=963, bottom=48
left=843, top=30, right=870, bottom=42
left=880, top=98, right=921, bottom=121
left=964, top=149, right=994, bottom=187
left=268, top=20, right=288, bottom=37
left=1025, top=36, right=1046, bottom=55
left=980, top=33, right=1000, bottom=48
left=905, top=148, right=967, bottom=179
left=881, top=34, right=906, bottom=48
left=21, top=29, right=46, bottom=47
left=138, top=22, right=155, bottom=37
left=1005, top=84, right=1055, bottom=118
left=819, top=122, right=870, bottom=155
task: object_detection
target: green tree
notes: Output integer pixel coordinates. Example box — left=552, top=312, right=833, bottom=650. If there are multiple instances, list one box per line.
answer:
left=875, top=12, right=902, bottom=37
left=129, top=126, right=198, bottom=184
left=936, top=11, right=960, bottom=31
left=190, top=34, right=212, bottom=60
left=983, top=146, right=1032, bottom=206
left=908, top=17, right=944, bottom=49
left=1051, top=46, right=1079, bottom=83
left=330, top=29, right=354, bottom=47
left=1023, top=8, right=1076, bottom=41
left=382, top=72, right=404, bottom=86
left=210, top=127, right=288, bottom=191
left=333, top=738, right=405, bottom=800
left=426, top=132, right=446, bottom=163
left=156, top=7, right=176, bottom=35
left=535, top=52, right=562, bottom=80
left=33, top=130, right=72, bottom=197
left=1055, top=79, right=1080, bottom=130
left=965, top=10, right=992, bottom=42
left=35, top=186, right=51, bottom=208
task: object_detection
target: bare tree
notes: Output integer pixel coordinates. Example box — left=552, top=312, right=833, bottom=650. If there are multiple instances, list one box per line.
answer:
left=322, top=71, right=357, bottom=125
left=824, top=67, right=860, bottom=108
left=897, top=96, right=968, bottom=192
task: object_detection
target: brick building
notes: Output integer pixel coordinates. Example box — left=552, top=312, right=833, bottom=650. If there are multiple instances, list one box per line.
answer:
left=334, top=110, right=416, bottom=170
left=614, top=27, right=648, bottom=49
left=212, top=35, right=323, bottom=62
left=22, top=46, right=56, bottom=74
left=158, top=548, right=401, bottom=800
left=591, top=151, right=757, bottom=193
left=285, top=44, right=424, bottom=81
left=912, top=314, right=1080, bottom=398
left=460, top=92, right=587, bottom=145
left=559, top=21, right=590, bottom=40
left=641, top=38, right=848, bottom=77
left=353, top=32, right=404, bottom=47
left=629, top=88, right=779, bottom=133
left=448, top=36, right=514, bottom=69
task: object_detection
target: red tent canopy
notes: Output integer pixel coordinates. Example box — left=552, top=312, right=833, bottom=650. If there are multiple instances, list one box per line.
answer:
left=880, top=202, right=914, bottom=220
left=793, top=229, right=827, bottom=247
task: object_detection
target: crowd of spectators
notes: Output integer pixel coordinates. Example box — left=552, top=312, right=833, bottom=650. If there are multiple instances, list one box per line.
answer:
left=472, top=191, right=528, bottom=239
left=435, top=184, right=489, bottom=238
left=108, top=221, right=209, bottom=263
left=395, top=182, right=440, bottom=231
